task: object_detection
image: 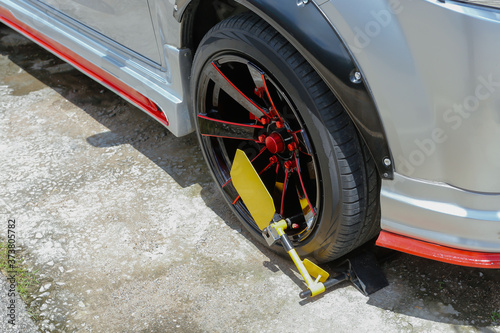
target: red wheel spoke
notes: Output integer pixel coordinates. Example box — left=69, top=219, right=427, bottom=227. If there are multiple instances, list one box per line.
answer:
left=252, top=146, right=268, bottom=163
left=298, top=148, right=311, bottom=156
left=261, top=73, right=284, bottom=123
left=247, top=62, right=284, bottom=123
left=292, top=130, right=312, bottom=156
left=197, top=114, right=262, bottom=141
left=258, top=159, right=277, bottom=176
left=208, top=62, right=270, bottom=120
left=280, top=164, right=291, bottom=217
left=222, top=178, right=232, bottom=188
left=294, top=154, right=316, bottom=216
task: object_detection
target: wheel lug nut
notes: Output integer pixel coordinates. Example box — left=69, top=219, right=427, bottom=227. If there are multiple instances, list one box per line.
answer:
left=291, top=223, right=300, bottom=229
left=287, top=142, right=297, bottom=151
left=269, top=156, right=278, bottom=164
left=284, top=160, right=293, bottom=169
left=258, top=134, right=267, bottom=143
left=276, top=121, right=284, bottom=129
left=260, top=117, right=269, bottom=125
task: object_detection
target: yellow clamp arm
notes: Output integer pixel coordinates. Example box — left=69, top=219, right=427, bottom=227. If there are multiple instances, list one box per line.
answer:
left=272, top=221, right=326, bottom=297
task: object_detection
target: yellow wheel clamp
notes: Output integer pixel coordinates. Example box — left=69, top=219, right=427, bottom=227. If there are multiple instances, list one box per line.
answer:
left=231, top=149, right=392, bottom=299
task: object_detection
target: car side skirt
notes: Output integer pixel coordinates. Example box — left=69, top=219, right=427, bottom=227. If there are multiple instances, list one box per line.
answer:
left=377, top=231, right=500, bottom=268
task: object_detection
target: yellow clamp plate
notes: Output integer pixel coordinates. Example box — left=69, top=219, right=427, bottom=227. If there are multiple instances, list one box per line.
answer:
left=303, top=259, right=329, bottom=283
left=230, top=149, right=276, bottom=230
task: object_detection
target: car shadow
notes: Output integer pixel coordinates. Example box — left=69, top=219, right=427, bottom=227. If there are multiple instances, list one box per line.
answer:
left=367, top=254, right=500, bottom=329
left=1, top=23, right=499, bottom=330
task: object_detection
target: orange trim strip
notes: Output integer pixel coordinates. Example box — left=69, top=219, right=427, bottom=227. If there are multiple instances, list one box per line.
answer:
left=376, top=230, right=500, bottom=268
left=0, top=8, right=168, bottom=126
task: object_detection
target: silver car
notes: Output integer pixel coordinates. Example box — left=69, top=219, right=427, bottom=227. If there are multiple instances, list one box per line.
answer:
left=1, top=0, right=499, bottom=268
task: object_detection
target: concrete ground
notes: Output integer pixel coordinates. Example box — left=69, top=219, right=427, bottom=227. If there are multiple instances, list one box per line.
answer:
left=1, top=23, right=499, bottom=333
left=0, top=274, right=39, bottom=333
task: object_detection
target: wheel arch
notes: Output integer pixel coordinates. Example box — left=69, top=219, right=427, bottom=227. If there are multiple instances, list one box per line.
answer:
left=177, top=0, right=394, bottom=179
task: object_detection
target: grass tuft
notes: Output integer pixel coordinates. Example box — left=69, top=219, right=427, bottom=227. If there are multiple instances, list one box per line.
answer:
left=0, top=241, right=40, bottom=320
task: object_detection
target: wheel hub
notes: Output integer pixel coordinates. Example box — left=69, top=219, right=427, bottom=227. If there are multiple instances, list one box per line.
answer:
left=263, top=127, right=296, bottom=157
left=265, top=132, right=284, bottom=154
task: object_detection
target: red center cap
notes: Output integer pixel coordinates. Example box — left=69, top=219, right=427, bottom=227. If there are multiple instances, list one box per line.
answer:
left=265, top=132, right=285, bottom=154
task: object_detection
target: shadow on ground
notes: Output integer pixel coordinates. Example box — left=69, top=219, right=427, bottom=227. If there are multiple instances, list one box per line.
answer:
left=1, top=23, right=499, bottom=330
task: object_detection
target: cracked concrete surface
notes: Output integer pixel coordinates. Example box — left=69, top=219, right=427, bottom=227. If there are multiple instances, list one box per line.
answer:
left=0, top=23, right=499, bottom=332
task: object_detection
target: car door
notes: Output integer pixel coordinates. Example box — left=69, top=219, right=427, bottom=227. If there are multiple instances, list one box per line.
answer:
left=36, top=0, right=162, bottom=64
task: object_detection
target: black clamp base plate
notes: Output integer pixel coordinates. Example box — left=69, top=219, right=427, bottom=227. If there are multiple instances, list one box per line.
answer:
left=299, top=245, right=392, bottom=298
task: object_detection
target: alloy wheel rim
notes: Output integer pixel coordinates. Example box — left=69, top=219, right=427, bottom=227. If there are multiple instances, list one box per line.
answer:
left=196, top=54, right=322, bottom=242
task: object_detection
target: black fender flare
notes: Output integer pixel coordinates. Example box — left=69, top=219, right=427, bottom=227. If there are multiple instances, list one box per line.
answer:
left=177, top=0, right=394, bottom=179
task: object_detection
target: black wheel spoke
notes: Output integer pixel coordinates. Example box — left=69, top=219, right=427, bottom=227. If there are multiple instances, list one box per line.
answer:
left=197, top=114, right=262, bottom=141
left=247, top=62, right=265, bottom=91
left=217, top=137, right=235, bottom=174
left=207, top=62, right=270, bottom=120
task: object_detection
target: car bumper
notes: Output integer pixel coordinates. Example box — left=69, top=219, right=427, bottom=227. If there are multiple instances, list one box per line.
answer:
left=380, top=173, right=500, bottom=254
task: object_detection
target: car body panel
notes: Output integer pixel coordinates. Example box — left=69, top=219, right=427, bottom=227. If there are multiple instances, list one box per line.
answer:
left=36, top=0, right=162, bottom=63
left=319, top=0, right=500, bottom=194
left=1, top=0, right=499, bottom=266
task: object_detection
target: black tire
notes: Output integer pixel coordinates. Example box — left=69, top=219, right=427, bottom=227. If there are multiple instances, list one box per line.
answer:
left=191, top=13, right=380, bottom=263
